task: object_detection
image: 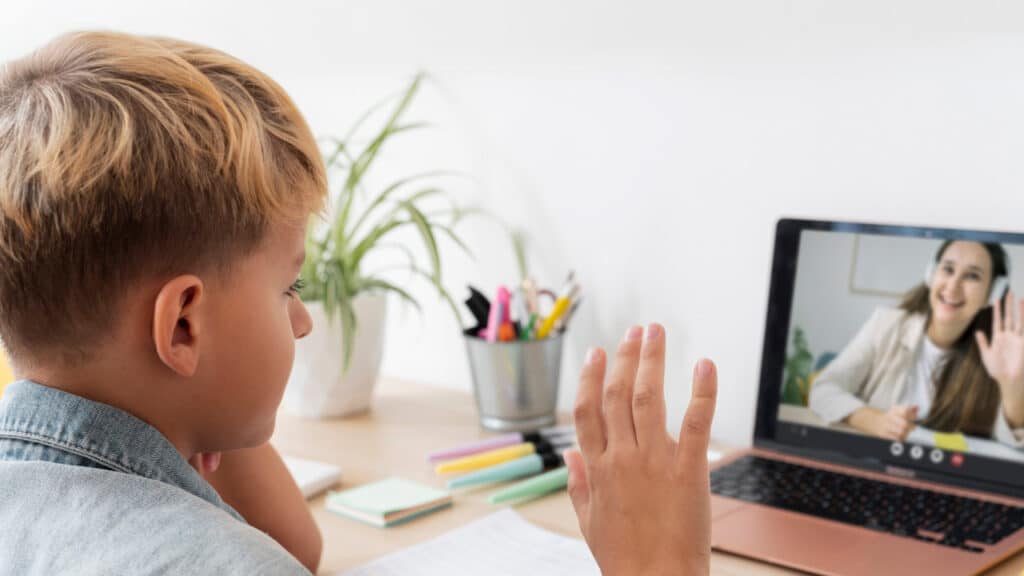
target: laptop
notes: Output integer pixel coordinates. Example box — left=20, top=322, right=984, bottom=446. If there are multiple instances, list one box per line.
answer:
left=710, top=218, right=1024, bottom=575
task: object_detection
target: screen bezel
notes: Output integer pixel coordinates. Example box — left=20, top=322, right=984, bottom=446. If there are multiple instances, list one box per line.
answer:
left=753, top=218, right=1024, bottom=500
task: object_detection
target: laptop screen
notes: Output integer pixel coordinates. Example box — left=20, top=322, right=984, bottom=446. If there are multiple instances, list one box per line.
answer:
left=757, top=219, right=1024, bottom=497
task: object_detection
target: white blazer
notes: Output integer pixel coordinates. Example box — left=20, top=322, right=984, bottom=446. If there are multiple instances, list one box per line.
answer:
left=807, top=307, right=1024, bottom=447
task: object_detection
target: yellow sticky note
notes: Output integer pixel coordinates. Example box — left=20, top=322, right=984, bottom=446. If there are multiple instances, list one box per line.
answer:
left=933, top=431, right=968, bottom=452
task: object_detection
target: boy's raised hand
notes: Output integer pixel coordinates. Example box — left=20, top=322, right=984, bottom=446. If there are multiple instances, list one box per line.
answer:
left=565, top=323, right=717, bottom=576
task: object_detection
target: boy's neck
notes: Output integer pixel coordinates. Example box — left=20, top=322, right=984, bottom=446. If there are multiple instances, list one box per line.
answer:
left=22, top=361, right=197, bottom=459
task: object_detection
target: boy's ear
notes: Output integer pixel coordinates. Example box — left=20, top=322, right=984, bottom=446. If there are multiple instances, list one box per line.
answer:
left=152, top=275, right=205, bottom=377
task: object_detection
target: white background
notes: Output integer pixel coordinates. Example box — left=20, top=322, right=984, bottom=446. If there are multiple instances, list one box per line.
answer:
left=5, top=1, right=1024, bottom=446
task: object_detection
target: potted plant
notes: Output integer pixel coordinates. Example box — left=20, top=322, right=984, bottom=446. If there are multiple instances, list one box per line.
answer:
left=283, top=73, right=470, bottom=418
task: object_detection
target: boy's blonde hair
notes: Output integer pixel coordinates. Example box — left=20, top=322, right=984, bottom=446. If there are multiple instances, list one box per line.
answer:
left=0, top=31, right=326, bottom=365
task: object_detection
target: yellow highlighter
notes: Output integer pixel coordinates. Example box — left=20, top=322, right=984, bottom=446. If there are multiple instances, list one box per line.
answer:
left=536, top=297, right=571, bottom=339
left=434, top=443, right=536, bottom=475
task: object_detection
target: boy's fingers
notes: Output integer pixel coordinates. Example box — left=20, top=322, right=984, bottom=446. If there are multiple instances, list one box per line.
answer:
left=632, top=323, right=667, bottom=447
left=676, top=359, right=717, bottom=472
left=564, top=449, right=590, bottom=517
left=204, top=452, right=222, bottom=473
left=187, top=452, right=221, bottom=475
left=604, top=326, right=644, bottom=447
left=574, top=347, right=607, bottom=458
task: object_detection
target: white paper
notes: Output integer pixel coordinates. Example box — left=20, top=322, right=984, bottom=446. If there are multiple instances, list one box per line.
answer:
left=338, top=509, right=600, bottom=576
left=282, top=455, right=342, bottom=499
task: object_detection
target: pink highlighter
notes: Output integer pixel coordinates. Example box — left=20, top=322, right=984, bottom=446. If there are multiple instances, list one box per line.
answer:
left=480, top=285, right=510, bottom=342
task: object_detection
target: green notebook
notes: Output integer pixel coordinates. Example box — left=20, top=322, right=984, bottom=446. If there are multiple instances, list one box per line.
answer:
left=326, top=477, right=452, bottom=528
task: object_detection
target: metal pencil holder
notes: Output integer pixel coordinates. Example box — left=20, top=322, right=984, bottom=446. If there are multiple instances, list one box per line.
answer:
left=464, top=334, right=564, bottom=432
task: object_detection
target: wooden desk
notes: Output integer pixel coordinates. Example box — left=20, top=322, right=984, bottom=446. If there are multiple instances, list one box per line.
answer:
left=271, top=379, right=1024, bottom=575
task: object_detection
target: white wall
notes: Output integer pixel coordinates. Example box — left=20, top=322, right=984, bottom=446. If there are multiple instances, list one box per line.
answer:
left=5, top=1, right=1024, bottom=446
left=787, top=232, right=904, bottom=368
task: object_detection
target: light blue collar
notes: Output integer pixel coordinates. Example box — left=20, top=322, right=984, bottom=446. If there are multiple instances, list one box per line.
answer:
left=0, top=380, right=242, bottom=521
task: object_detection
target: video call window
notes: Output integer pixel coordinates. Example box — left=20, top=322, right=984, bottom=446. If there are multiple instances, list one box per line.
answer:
left=778, top=230, right=1024, bottom=465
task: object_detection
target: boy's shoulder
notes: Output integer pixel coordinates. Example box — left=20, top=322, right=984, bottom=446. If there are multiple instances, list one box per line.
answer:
left=0, top=460, right=310, bottom=576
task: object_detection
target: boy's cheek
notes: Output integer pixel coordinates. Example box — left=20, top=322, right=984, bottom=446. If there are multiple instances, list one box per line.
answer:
left=202, top=289, right=294, bottom=445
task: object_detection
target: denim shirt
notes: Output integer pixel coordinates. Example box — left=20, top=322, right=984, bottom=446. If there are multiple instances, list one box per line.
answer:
left=0, top=380, right=310, bottom=575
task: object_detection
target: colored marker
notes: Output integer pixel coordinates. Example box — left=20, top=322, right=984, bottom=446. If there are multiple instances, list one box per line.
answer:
left=483, top=301, right=507, bottom=343
left=427, top=426, right=576, bottom=463
left=537, top=297, right=570, bottom=339
left=447, top=452, right=565, bottom=489
left=498, top=322, right=516, bottom=342
left=434, top=438, right=574, bottom=475
left=520, top=313, right=538, bottom=341
left=555, top=296, right=582, bottom=333
left=497, top=286, right=511, bottom=323
left=488, top=466, right=570, bottom=504
left=479, top=286, right=510, bottom=341
left=537, top=277, right=579, bottom=339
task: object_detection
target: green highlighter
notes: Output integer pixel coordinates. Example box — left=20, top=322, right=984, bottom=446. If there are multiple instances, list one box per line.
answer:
left=488, top=466, right=569, bottom=505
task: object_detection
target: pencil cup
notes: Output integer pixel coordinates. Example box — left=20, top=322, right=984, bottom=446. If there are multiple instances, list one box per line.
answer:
left=464, top=335, right=563, bottom=432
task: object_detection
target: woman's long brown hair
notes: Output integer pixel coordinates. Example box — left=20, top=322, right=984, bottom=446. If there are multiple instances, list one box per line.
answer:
left=901, top=240, right=1009, bottom=436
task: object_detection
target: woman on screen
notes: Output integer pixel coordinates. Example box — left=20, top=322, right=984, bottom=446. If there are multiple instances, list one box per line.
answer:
left=808, top=240, right=1024, bottom=446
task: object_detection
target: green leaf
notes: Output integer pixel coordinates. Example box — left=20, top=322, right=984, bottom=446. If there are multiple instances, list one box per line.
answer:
left=348, top=219, right=409, bottom=272
left=345, top=75, right=424, bottom=195
left=340, top=297, right=358, bottom=370
left=332, top=75, right=427, bottom=257
left=387, top=121, right=432, bottom=135
left=434, top=223, right=474, bottom=259
left=375, top=242, right=419, bottom=272
left=349, top=174, right=452, bottom=239
left=324, top=271, right=338, bottom=321
left=423, top=204, right=485, bottom=227
left=397, top=200, right=442, bottom=284
left=401, top=186, right=444, bottom=203
left=511, top=228, right=529, bottom=281
left=339, top=77, right=422, bottom=146
left=357, top=278, right=421, bottom=312
left=401, top=265, right=465, bottom=329
left=305, top=70, right=493, bottom=359
left=323, top=137, right=357, bottom=171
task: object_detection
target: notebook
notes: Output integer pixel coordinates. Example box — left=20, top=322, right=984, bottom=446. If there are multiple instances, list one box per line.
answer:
left=282, top=455, right=342, bottom=499
left=337, top=509, right=599, bottom=575
left=326, top=477, right=452, bottom=528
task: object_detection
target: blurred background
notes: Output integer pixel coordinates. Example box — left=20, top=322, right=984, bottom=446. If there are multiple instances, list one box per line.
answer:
left=3, top=1, right=1024, bottom=445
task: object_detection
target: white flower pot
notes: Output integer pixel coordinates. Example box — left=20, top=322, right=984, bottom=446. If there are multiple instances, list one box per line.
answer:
left=283, top=293, right=388, bottom=418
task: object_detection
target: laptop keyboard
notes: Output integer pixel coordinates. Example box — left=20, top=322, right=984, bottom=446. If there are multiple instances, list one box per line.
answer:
left=710, top=456, right=1024, bottom=553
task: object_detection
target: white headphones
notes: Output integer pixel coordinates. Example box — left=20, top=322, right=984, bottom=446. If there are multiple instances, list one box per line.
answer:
left=924, top=259, right=1011, bottom=307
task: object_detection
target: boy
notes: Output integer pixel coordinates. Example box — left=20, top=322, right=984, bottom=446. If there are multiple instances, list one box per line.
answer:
left=0, top=31, right=717, bottom=575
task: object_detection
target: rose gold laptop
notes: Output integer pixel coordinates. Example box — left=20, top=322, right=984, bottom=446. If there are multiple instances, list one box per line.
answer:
left=710, top=219, right=1024, bottom=575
